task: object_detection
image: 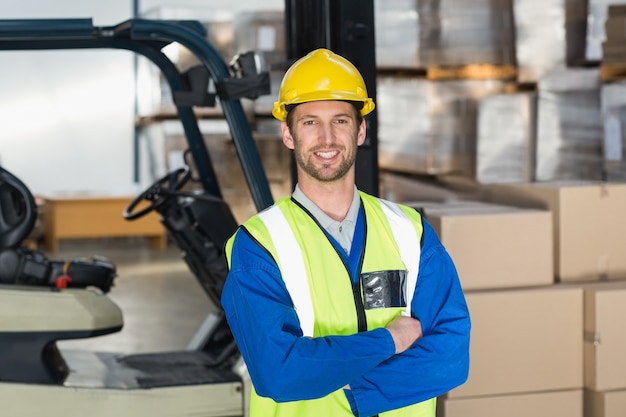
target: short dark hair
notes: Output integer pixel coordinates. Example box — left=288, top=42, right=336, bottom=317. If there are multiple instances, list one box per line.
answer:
left=285, top=101, right=364, bottom=131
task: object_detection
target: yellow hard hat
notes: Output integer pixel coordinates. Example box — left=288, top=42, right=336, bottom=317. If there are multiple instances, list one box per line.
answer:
left=272, top=48, right=375, bottom=121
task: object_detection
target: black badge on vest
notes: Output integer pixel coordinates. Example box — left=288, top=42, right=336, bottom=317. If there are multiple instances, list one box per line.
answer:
left=361, top=270, right=407, bottom=309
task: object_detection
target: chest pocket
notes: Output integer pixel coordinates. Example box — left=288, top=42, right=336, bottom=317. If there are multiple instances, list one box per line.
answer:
left=361, top=269, right=407, bottom=309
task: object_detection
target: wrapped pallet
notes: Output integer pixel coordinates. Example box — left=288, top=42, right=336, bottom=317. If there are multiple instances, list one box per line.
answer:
left=601, top=81, right=626, bottom=181
left=586, top=0, right=626, bottom=62
left=377, top=75, right=506, bottom=177
left=601, top=5, right=626, bottom=81
left=513, top=0, right=586, bottom=82
left=375, top=0, right=421, bottom=69
left=417, top=0, right=515, bottom=67
left=476, top=92, right=537, bottom=184
left=535, top=68, right=604, bottom=181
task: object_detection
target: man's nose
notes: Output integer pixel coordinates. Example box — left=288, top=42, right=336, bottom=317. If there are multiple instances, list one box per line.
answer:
left=319, top=124, right=335, bottom=143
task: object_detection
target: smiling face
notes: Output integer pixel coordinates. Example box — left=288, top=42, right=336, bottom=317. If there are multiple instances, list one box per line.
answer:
left=282, top=100, right=366, bottom=185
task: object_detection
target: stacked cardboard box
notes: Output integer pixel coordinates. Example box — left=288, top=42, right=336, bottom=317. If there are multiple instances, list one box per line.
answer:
left=583, top=282, right=626, bottom=391
left=396, top=197, right=582, bottom=416
left=407, top=200, right=553, bottom=290
left=585, top=390, right=626, bottom=417
left=475, top=181, right=626, bottom=417
left=580, top=281, right=626, bottom=417
left=439, top=390, right=583, bottom=417
left=439, top=285, right=583, bottom=417
left=486, top=181, right=626, bottom=283
left=397, top=179, right=626, bottom=416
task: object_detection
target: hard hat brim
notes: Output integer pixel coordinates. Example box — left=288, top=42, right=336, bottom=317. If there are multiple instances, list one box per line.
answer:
left=272, top=96, right=375, bottom=121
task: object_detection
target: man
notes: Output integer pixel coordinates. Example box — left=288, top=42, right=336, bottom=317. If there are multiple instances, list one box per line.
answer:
left=221, top=48, right=470, bottom=417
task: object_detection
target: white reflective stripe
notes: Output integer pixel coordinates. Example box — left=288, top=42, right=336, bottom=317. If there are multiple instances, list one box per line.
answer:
left=258, top=207, right=316, bottom=337
left=378, top=200, right=420, bottom=317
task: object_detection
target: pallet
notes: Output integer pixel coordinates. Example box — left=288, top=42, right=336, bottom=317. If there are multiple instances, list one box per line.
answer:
left=43, top=196, right=168, bottom=253
left=503, top=81, right=537, bottom=94
left=572, top=59, right=601, bottom=68
left=378, top=64, right=517, bottom=81
left=426, top=64, right=517, bottom=81
left=600, top=64, right=626, bottom=82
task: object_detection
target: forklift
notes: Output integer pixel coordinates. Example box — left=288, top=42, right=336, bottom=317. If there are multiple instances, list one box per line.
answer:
left=0, top=17, right=271, bottom=417
left=0, top=3, right=377, bottom=415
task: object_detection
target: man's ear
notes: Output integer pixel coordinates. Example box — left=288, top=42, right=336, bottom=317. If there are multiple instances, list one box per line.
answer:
left=281, top=122, right=295, bottom=150
left=357, top=119, right=367, bottom=146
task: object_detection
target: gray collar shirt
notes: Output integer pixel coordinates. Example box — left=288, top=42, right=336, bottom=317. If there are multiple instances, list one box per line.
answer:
left=292, top=184, right=361, bottom=255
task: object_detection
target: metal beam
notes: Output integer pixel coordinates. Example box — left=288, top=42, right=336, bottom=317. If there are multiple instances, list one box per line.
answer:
left=0, top=18, right=274, bottom=211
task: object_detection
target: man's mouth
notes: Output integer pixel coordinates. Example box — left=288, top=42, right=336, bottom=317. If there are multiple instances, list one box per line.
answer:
left=315, top=150, right=338, bottom=159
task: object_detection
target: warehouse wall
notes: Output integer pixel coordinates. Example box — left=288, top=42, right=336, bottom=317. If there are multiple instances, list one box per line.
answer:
left=0, top=0, right=283, bottom=196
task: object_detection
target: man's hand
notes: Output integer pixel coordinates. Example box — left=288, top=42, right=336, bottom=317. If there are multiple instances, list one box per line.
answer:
left=385, top=315, right=423, bottom=354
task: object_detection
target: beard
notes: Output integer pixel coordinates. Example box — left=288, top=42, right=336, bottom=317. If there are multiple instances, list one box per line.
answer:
left=292, top=133, right=359, bottom=183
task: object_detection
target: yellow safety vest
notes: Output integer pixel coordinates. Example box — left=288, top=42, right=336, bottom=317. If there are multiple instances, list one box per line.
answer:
left=228, top=192, right=436, bottom=417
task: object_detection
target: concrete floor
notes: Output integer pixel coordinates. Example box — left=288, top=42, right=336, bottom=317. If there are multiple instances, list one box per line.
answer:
left=54, top=238, right=216, bottom=355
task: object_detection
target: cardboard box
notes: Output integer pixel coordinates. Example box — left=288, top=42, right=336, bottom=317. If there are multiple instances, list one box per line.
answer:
left=487, top=181, right=626, bottom=282
left=448, top=285, right=583, bottom=398
left=438, top=389, right=583, bottom=417
left=585, top=388, right=626, bottom=417
left=406, top=200, right=553, bottom=290
left=582, top=280, right=626, bottom=391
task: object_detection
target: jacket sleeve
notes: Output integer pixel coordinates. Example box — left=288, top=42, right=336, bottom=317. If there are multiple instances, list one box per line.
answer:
left=221, top=228, right=397, bottom=402
left=345, top=220, right=471, bottom=417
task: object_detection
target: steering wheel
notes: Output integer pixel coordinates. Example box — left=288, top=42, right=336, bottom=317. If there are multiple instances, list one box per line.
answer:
left=124, top=166, right=191, bottom=221
left=0, top=167, right=37, bottom=249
